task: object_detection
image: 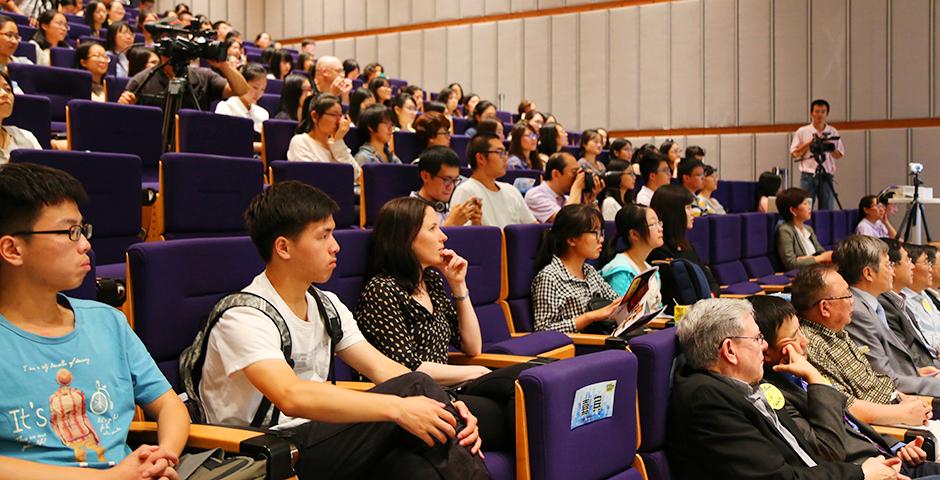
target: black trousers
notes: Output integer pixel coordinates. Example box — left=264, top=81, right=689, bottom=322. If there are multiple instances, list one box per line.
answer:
left=453, top=362, right=539, bottom=452
left=284, top=372, right=490, bottom=480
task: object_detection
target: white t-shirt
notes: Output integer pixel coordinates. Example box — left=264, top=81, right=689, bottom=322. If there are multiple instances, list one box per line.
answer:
left=602, top=196, right=621, bottom=221
left=0, top=126, right=41, bottom=164
left=796, top=225, right=817, bottom=256
left=286, top=133, right=361, bottom=179
left=215, top=96, right=269, bottom=134
left=636, top=185, right=655, bottom=206
left=451, top=176, right=536, bottom=228
left=200, top=272, right=365, bottom=428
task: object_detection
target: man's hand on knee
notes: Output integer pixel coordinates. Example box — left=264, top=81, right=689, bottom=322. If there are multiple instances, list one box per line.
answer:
left=391, top=396, right=457, bottom=447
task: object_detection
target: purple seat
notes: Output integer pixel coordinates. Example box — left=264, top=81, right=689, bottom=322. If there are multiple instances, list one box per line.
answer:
left=360, top=163, right=420, bottom=227
left=104, top=75, right=129, bottom=103
left=443, top=226, right=571, bottom=356
left=7, top=93, right=51, bottom=148
left=67, top=22, right=91, bottom=40
left=257, top=93, right=279, bottom=117
left=17, top=25, right=35, bottom=42
left=67, top=99, right=163, bottom=186
left=497, top=169, right=542, bottom=189
left=160, top=153, right=264, bottom=239
left=740, top=213, right=790, bottom=286
left=813, top=210, right=834, bottom=248
left=49, top=48, right=117, bottom=78
left=567, top=131, right=580, bottom=146
left=687, top=215, right=711, bottom=265
left=344, top=126, right=369, bottom=158
left=452, top=117, right=469, bottom=135
left=832, top=209, right=852, bottom=245
left=561, top=145, right=579, bottom=158
left=629, top=328, right=677, bottom=480
left=78, top=35, right=104, bottom=45
left=8, top=63, right=91, bottom=128
left=246, top=53, right=262, bottom=65
left=518, top=349, right=643, bottom=480
left=261, top=119, right=297, bottom=165
left=318, top=229, right=371, bottom=310
left=11, top=149, right=142, bottom=276
left=269, top=161, right=356, bottom=229
left=127, top=236, right=264, bottom=389
left=708, top=214, right=763, bottom=295
left=392, top=130, right=422, bottom=164
left=13, top=41, right=36, bottom=63
left=728, top=181, right=758, bottom=213
left=713, top=180, right=732, bottom=212
left=5, top=11, right=28, bottom=25
left=494, top=110, right=512, bottom=123
left=264, top=78, right=283, bottom=95
left=177, top=109, right=254, bottom=158
left=504, top=223, right=552, bottom=333
left=451, top=135, right=471, bottom=166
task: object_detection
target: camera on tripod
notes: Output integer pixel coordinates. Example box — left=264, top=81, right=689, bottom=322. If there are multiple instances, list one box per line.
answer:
left=146, top=23, right=229, bottom=70
left=809, top=133, right=840, bottom=157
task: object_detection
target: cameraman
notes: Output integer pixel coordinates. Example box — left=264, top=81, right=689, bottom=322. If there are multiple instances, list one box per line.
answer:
left=525, top=151, right=603, bottom=223
left=789, top=98, right=845, bottom=210
left=117, top=37, right=249, bottom=111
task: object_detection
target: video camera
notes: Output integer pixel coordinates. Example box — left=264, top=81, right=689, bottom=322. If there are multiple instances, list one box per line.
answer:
left=809, top=132, right=840, bottom=157
left=145, top=22, right=229, bottom=72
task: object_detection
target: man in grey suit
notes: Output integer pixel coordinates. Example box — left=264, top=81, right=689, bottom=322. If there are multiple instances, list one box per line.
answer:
left=834, top=235, right=940, bottom=397
left=878, top=239, right=940, bottom=370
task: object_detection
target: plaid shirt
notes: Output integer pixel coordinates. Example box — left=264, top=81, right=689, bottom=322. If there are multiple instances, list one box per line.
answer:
left=802, top=318, right=896, bottom=406
left=531, top=256, right=619, bottom=333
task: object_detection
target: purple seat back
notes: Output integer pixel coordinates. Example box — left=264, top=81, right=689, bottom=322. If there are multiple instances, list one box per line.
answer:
left=5, top=11, right=28, bottom=25
left=441, top=226, right=512, bottom=348
left=361, top=163, right=421, bottom=227
left=317, top=229, right=371, bottom=310
left=13, top=42, right=36, bottom=63
left=9, top=63, right=91, bottom=122
left=712, top=180, right=732, bottom=211
left=264, top=78, right=283, bottom=95
left=161, top=153, right=264, bottom=239
left=344, top=126, right=369, bottom=158
left=686, top=215, right=710, bottom=265
left=104, top=75, right=129, bottom=102
left=629, top=328, right=677, bottom=480
left=728, top=181, right=758, bottom=213
left=740, top=213, right=770, bottom=258
left=392, top=130, right=423, bottom=163
left=452, top=117, right=469, bottom=134
left=709, top=214, right=742, bottom=265
left=261, top=119, right=297, bottom=162
left=49, top=47, right=76, bottom=69
left=519, top=350, right=642, bottom=480
left=269, top=161, right=356, bottom=229
left=11, top=149, right=142, bottom=265
left=177, top=109, right=254, bottom=158
left=7, top=93, right=51, bottom=148
left=561, top=145, right=579, bottom=158
left=67, top=22, right=91, bottom=39
left=832, top=210, right=852, bottom=246
left=813, top=210, right=833, bottom=248
left=495, top=110, right=512, bottom=123
left=78, top=35, right=104, bottom=45
left=498, top=169, right=542, bottom=188
left=504, top=223, right=551, bottom=332
left=18, top=25, right=35, bottom=41
left=258, top=93, right=280, bottom=116
left=451, top=135, right=471, bottom=166
left=127, top=237, right=264, bottom=389
left=67, top=99, right=163, bottom=182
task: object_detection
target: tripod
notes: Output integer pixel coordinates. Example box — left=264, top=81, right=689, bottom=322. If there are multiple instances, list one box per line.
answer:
left=133, top=58, right=202, bottom=152
left=809, top=150, right=843, bottom=210
left=896, top=171, right=932, bottom=243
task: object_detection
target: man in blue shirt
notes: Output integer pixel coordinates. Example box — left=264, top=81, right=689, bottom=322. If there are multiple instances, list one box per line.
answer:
left=0, top=163, right=189, bottom=479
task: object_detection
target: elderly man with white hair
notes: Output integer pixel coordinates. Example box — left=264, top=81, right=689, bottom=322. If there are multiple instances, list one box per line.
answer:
left=312, top=55, right=352, bottom=102
left=666, top=298, right=908, bottom=480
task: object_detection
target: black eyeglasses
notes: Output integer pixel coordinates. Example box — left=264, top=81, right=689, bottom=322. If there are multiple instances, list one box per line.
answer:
left=723, top=333, right=765, bottom=346
left=436, top=175, right=462, bottom=187
left=12, top=224, right=93, bottom=242
left=486, top=149, right=509, bottom=158
left=812, top=293, right=853, bottom=306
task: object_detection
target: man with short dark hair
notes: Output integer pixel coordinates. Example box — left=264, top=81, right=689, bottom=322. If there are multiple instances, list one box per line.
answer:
left=450, top=133, right=536, bottom=228
left=790, top=99, right=846, bottom=210
left=636, top=152, right=671, bottom=206
left=678, top=158, right=709, bottom=215
left=0, top=163, right=190, bottom=479
left=413, top=146, right=481, bottom=226
left=200, top=181, right=487, bottom=479
left=524, top=152, right=598, bottom=223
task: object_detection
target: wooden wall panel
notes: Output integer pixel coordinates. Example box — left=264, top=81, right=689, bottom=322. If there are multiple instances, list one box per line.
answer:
left=497, top=20, right=524, bottom=112
left=376, top=32, right=401, bottom=78
left=773, top=0, right=809, bottom=124
left=810, top=0, right=848, bottom=122
left=719, top=134, right=755, bottom=181
left=344, top=0, right=367, bottom=32
left=422, top=28, right=448, bottom=92
left=704, top=0, right=736, bottom=127
left=637, top=3, right=669, bottom=129
left=551, top=14, right=579, bottom=128
left=470, top=22, right=498, bottom=101
left=869, top=128, right=910, bottom=192
left=890, top=0, right=932, bottom=118
left=302, top=0, right=323, bottom=36
left=849, top=0, right=888, bottom=120
left=607, top=7, right=639, bottom=131
left=523, top=17, right=552, bottom=113
left=321, top=0, right=342, bottom=34
left=670, top=0, right=703, bottom=129
left=400, top=30, right=425, bottom=88
left=578, top=10, right=609, bottom=129
left=446, top=26, right=472, bottom=96
left=737, top=0, right=772, bottom=125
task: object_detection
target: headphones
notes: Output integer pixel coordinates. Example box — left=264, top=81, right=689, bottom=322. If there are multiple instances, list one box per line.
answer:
left=415, top=193, right=448, bottom=213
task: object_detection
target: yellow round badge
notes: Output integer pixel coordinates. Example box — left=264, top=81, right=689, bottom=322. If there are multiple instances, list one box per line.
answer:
left=760, top=383, right=786, bottom=410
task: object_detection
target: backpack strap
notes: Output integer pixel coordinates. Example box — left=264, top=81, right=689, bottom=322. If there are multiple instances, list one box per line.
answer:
left=308, top=286, right=343, bottom=384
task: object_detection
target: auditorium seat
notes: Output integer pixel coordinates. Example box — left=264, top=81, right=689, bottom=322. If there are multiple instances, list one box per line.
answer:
left=159, top=153, right=264, bottom=239
left=708, top=214, right=764, bottom=296
left=77, top=35, right=104, bottom=45
left=495, top=110, right=512, bottom=123
left=712, top=180, right=732, bottom=213
left=814, top=210, right=834, bottom=249
left=13, top=42, right=36, bottom=63
left=11, top=149, right=143, bottom=280
left=5, top=11, right=28, bottom=25
left=727, top=181, right=757, bottom=213
left=393, top=130, right=423, bottom=163
left=7, top=93, right=51, bottom=149
left=264, top=78, right=283, bottom=95
left=257, top=93, right=279, bottom=117
left=360, top=163, right=421, bottom=227
left=269, top=161, right=356, bottom=229
left=629, top=327, right=677, bottom=480
left=499, top=169, right=543, bottom=193
left=104, top=75, right=129, bottom=103
left=515, top=349, right=645, bottom=480
left=67, top=99, right=163, bottom=187
left=176, top=109, right=254, bottom=158
left=687, top=214, right=711, bottom=265
left=50, top=47, right=117, bottom=76
left=561, top=145, right=579, bottom=158
left=451, top=134, right=471, bottom=165
left=452, top=117, right=469, bottom=135
left=318, top=229, right=371, bottom=310
left=344, top=125, right=369, bottom=158
left=9, top=63, right=91, bottom=131
left=260, top=118, right=297, bottom=167
left=832, top=209, right=853, bottom=245
left=66, top=22, right=91, bottom=40
left=739, top=213, right=791, bottom=289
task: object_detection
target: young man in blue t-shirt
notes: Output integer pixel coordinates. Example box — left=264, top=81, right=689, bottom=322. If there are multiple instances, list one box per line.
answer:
left=0, top=163, right=189, bottom=479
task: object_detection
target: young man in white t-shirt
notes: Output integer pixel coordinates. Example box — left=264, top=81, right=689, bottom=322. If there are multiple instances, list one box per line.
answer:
left=450, top=133, right=537, bottom=229
left=199, top=181, right=487, bottom=479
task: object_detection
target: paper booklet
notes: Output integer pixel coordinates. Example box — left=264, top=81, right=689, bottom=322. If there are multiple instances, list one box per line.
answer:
left=609, top=266, right=666, bottom=338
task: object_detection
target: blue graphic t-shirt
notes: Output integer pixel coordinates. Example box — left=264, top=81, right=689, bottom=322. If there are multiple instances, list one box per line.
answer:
left=0, top=296, right=171, bottom=468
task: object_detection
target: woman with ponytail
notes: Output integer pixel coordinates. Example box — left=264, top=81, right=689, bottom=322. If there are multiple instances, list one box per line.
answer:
left=530, top=204, right=622, bottom=333
left=598, top=204, right=663, bottom=312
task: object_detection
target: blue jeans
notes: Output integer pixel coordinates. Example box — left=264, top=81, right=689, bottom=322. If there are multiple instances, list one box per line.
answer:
left=800, top=172, right=836, bottom=211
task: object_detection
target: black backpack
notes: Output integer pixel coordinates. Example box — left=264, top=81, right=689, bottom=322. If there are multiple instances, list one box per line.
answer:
left=657, top=258, right=712, bottom=314
left=179, top=286, right=343, bottom=429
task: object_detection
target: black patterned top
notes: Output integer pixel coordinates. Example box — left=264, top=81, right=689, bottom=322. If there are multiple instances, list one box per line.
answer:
left=355, top=268, right=460, bottom=370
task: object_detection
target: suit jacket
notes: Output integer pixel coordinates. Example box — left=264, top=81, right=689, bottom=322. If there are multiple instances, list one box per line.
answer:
left=846, top=288, right=940, bottom=396
left=763, top=369, right=894, bottom=464
left=880, top=292, right=940, bottom=369
left=776, top=222, right=824, bottom=271
left=666, top=367, right=863, bottom=480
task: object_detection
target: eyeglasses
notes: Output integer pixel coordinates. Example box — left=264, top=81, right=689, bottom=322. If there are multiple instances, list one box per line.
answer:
left=526, top=133, right=538, bottom=141
left=486, top=149, right=509, bottom=158
left=51, top=20, right=70, bottom=29
left=12, top=224, right=93, bottom=242
left=89, top=53, right=110, bottom=61
left=321, top=111, right=343, bottom=118
left=658, top=167, right=672, bottom=174
left=436, top=175, right=462, bottom=188
left=723, top=333, right=765, bottom=346
left=0, top=32, right=21, bottom=41
left=582, top=230, right=605, bottom=242
left=812, top=293, right=854, bottom=306
left=435, top=130, right=451, bottom=138
left=647, top=220, right=664, bottom=229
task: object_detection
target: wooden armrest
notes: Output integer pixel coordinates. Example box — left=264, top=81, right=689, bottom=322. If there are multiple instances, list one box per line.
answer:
left=872, top=424, right=910, bottom=441
left=336, top=381, right=375, bottom=391
left=566, top=333, right=609, bottom=346
left=758, top=284, right=788, bottom=293
left=448, top=352, right=541, bottom=368
left=130, top=421, right=265, bottom=452
left=647, top=317, right=672, bottom=329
